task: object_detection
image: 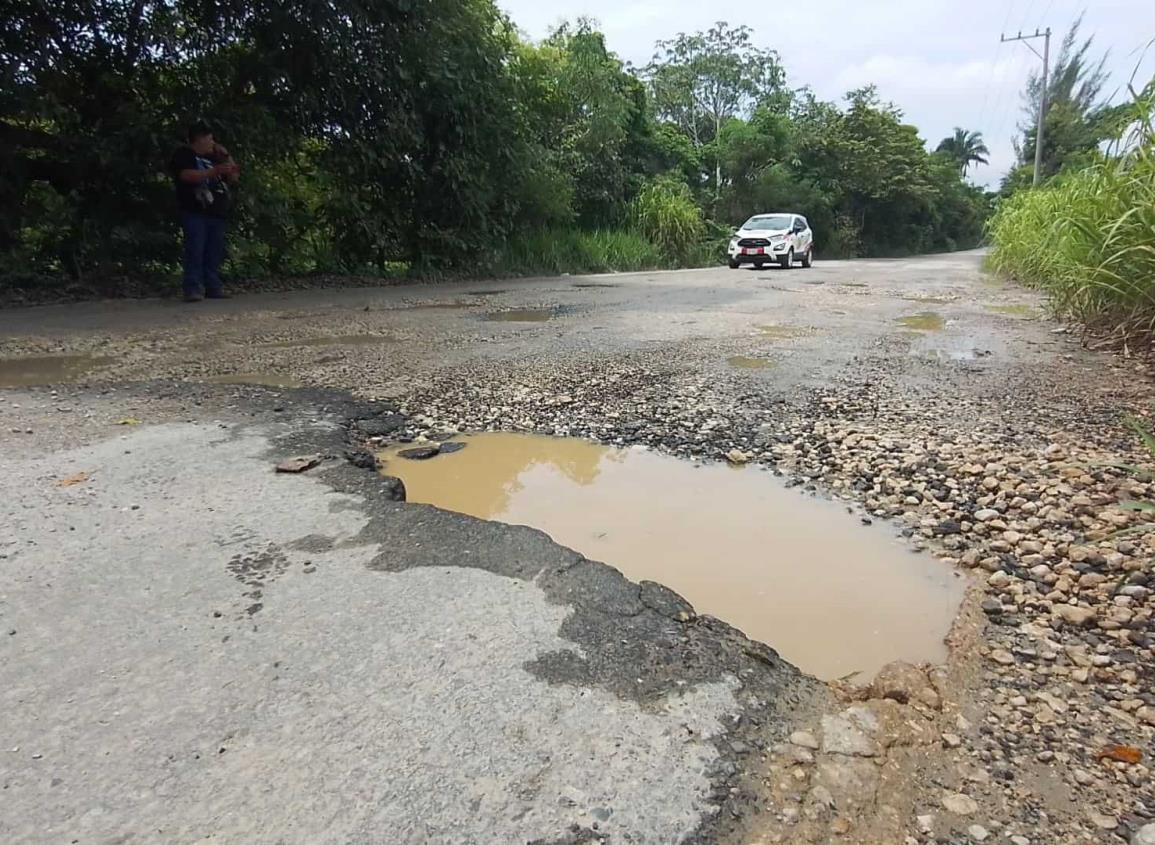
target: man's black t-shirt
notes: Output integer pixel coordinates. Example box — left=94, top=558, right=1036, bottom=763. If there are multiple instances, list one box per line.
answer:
left=170, top=146, right=231, bottom=217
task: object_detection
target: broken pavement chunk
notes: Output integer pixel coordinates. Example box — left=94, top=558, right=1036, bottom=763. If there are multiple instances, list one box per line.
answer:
left=399, top=445, right=441, bottom=460
left=275, top=455, right=322, bottom=474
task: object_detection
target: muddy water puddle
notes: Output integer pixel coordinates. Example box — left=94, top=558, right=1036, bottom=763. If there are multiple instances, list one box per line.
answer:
left=727, top=356, right=776, bottom=370
left=485, top=307, right=562, bottom=323
left=0, top=354, right=116, bottom=387
left=986, top=304, right=1039, bottom=319
left=379, top=432, right=963, bottom=680
left=902, top=296, right=951, bottom=305
left=896, top=312, right=946, bottom=332
left=259, top=333, right=395, bottom=349
left=201, top=373, right=304, bottom=388
left=400, top=301, right=476, bottom=311
left=755, top=324, right=808, bottom=340
left=910, top=335, right=989, bottom=362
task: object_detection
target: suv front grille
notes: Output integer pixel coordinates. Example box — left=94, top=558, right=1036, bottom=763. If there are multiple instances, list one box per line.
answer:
left=737, top=238, right=771, bottom=247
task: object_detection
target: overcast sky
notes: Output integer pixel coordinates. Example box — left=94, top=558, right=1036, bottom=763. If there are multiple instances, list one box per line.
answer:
left=498, top=0, right=1155, bottom=188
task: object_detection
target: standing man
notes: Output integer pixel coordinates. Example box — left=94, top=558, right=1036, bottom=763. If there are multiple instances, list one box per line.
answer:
left=170, top=122, right=240, bottom=302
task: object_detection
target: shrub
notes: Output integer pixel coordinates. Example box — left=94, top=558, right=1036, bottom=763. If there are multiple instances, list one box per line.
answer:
left=629, top=177, right=705, bottom=262
left=987, top=78, right=1155, bottom=344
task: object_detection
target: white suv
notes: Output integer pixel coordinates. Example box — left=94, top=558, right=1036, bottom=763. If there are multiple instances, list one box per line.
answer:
left=727, top=213, right=814, bottom=269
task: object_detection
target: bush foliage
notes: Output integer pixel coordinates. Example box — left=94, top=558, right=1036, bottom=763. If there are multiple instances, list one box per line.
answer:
left=1, top=4, right=991, bottom=299
left=988, top=79, right=1155, bottom=343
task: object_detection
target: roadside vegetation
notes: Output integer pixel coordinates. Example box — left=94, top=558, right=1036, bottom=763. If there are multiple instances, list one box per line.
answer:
left=2, top=4, right=991, bottom=302
left=987, top=20, right=1155, bottom=346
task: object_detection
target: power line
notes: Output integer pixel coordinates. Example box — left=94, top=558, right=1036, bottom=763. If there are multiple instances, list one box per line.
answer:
left=986, top=9, right=1028, bottom=143
left=977, top=0, right=1018, bottom=131
left=1017, top=0, right=1039, bottom=36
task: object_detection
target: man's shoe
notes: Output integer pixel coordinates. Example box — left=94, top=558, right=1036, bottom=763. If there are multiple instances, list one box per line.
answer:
left=183, top=293, right=204, bottom=303
left=204, top=290, right=231, bottom=300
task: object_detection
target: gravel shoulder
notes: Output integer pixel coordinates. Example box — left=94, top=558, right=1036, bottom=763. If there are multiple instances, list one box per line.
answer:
left=3, top=252, right=1155, bottom=844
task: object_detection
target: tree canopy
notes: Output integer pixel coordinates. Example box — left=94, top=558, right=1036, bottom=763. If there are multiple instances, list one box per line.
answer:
left=937, top=129, right=990, bottom=176
left=0, top=3, right=992, bottom=296
left=1003, top=14, right=1128, bottom=190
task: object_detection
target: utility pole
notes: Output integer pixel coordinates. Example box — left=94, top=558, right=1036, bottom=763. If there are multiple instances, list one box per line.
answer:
left=1001, top=27, right=1052, bottom=186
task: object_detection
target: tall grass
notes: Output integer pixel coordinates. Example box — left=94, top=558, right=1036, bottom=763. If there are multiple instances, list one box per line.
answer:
left=489, top=228, right=669, bottom=276
left=630, top=178, right=706, bottom=264
left=488, top=178, right=720, bottom=278
left=987, top=78, right=1155, bottom=345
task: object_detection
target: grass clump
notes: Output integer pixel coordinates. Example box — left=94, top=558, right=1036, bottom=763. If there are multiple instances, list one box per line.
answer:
left=987, top=78, right=1155, bottom=346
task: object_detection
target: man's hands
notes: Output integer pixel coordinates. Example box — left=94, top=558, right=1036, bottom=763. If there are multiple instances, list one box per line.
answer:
left=212, top=145, right=241, bottom=183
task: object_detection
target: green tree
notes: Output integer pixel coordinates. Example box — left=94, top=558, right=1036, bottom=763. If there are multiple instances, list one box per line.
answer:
left=783, top=86, right=980, bottom=256
left=936, top=128, right=990, bottom=176
left=1011, top=14, right=1117, bottom=184
left=643, top=22, right=787, bottom=204
left=511, top=20, right=656, bottom=228
left=1, top=0, right=528, bottom=281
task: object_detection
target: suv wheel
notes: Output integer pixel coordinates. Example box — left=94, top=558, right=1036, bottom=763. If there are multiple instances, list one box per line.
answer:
left=728, top=259, right=740, bottom=269
left=801, top=248, right=813, bottom=268
left=778, top=249, right=793, bottom=269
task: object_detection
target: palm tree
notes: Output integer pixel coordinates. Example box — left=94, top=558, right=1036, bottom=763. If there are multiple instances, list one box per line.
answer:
left=936, top=127, right=990, bottom=177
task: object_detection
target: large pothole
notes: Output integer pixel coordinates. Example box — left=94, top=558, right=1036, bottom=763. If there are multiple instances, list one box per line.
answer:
left=0, top=353, right=116, bottom=387
left=379, top=432, right=965, bottom=681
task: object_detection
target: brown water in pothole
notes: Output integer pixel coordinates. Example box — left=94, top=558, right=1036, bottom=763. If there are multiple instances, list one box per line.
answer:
left=0, top=354, right=116, bottom=387
left=896, top=313, right=946, bottom=331
left=727, top=356, right=776, bottom=370
left=755, top=324, right=807, bottom=339
left=485, top=308, right=557, bottom=322
left=259, top=334, right=395, bottom=348
left=985, top=304, right=1038, bottom=318
left=379, top=433, right=963, bottom=680
left=201, top=373, right=304, bottom=388
left=401, top=302, right=475, bottom=311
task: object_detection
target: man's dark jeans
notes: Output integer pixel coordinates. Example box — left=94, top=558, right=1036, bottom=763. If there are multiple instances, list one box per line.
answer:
left=180, top=212, right=227, bottom=297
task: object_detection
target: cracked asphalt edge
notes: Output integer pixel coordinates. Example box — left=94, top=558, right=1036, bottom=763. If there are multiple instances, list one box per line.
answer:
left=265, top=385, right=831, bottom=844
left=17, top=378, right=829, bottom=844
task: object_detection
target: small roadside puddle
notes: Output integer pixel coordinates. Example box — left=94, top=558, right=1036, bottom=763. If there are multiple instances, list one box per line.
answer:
left=755, top=324, right=807, bottom=340
left=0, top=354, right=116, bottom=387
left=911, top=334, right=992, bottom=362
left=259, top=334, right=395, bottom=349
left=727, top=356, right=776, bottom=370
left=896, top=313, right=946, bottom=332
left=400, top=301, right=475, bottom=311
left=985, top=304, right=1038, bottom=318
left=485, top=308, right=560, bottom=323
left=201, top=373, right=304, bottom=388
left=378, top=432, right=963, bottom=680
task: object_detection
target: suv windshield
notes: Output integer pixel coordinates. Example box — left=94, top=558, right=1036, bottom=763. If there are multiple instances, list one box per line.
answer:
left=743, top=215, right=792, bottom=231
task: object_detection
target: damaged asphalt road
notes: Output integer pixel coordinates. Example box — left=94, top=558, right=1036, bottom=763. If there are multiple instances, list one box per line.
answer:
left=0, top=387, right=826, bottom=845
